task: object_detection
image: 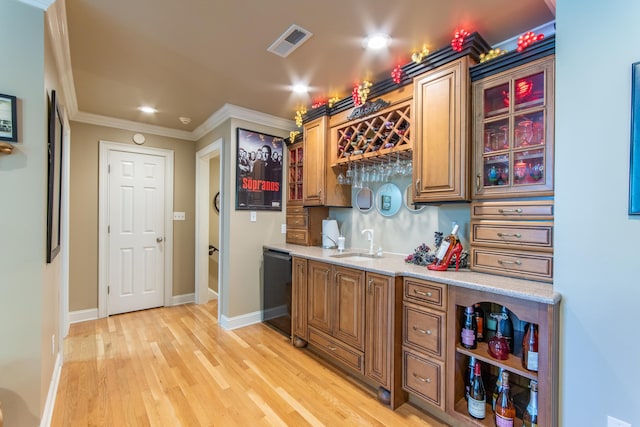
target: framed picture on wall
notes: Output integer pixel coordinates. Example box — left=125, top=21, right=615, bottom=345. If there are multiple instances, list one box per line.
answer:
left=235, top=127, right=284, bottom=211
left=47, top=90, right=64, bottom=263
left=0, top=93, right=18, bottom=142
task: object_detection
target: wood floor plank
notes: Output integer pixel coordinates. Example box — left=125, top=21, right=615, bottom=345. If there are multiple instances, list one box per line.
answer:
left=51, top=301, right=450, bottom=426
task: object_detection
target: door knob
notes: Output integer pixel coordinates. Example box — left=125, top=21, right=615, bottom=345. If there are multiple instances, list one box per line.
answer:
left=156, top=237, right=164, bottom=243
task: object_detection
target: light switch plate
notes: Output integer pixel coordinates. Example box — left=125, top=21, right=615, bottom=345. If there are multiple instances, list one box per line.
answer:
left=250, top=211, right=257, bottom=222
left=281, top=224, right=286, bottom=234
left=173, top=212, right=185, bottom=221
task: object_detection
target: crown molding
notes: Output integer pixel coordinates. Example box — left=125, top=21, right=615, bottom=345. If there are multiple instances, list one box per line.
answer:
left=17, top=0, right=55, bottom=10
left=46, top=0, right=78, bottom=119
left=192, top=103, right=295, bottom=140
left=72, top=111, right=195, bottom=141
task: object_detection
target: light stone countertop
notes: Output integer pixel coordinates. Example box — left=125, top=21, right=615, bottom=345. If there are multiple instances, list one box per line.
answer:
left=264, top=243, right=561, bottom=305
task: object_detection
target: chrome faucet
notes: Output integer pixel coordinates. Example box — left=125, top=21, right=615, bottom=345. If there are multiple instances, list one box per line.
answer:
left=362, top=228, right=374, bottom=255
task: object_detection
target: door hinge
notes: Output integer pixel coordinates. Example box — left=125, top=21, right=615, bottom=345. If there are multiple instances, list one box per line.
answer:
left=108, top=225, right=110, bottom=234
left=108, top=164, right=111, bottom=173
left=107, top=285, right=110, bottom=295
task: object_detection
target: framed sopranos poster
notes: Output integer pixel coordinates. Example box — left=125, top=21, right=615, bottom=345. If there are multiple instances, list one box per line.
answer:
left=235, top=128, right=284, bottom=211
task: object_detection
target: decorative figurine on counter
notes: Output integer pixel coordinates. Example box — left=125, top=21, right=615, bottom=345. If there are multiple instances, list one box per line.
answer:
left=405, top=231, right=468, bottom=269
left=427, top=224, right=464, bottom=271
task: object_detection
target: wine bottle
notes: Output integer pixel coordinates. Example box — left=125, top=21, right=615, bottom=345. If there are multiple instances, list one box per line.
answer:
left=467, top=361, right=486, bottom=420
left=497, top=306, right=514, bottom=353
left=433, top=223, right=459, bottom=265
left=522, top=380, right=538, bottom=427
left=494, top=371, right=515, bottom=426
left=461, top=306, right=477, bottom=349
left=474, top=303, right=485, bottom=342
left=465, top=356, right=476, bottom=401
left=522, top=323, right=539, bottom=372
left=492, top=367, right=504, bottom=411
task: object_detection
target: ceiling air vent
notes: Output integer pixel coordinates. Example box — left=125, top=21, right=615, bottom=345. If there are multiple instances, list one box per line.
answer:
left=267, top=24, right=313, bottom=58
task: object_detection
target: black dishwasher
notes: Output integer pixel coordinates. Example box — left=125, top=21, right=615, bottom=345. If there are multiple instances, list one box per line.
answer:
left=262, top=248, right=292, bottom=337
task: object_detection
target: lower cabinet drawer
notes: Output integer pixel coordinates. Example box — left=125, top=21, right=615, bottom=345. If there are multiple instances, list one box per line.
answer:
left=403, top=303, right=445, bottom=359
left=309, top=328, right=364, bottom=374
left=403, top=350, right=444, bottom=410
left=470, top=247, right=553, bottom=282
left=286, top=229, right=308, bottom=245
left=286, top=214, right=308, bottom=229
left=403, top=278, right=447, bottom=309
left=471, top=221, right=553, bottom=252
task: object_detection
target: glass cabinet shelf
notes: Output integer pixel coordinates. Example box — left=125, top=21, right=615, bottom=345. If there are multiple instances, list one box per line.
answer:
left=473, top=56, right=555, bottom=198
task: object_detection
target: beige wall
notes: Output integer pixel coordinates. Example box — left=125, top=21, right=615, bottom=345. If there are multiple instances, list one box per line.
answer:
left=195, top=119, right=289, bottom=318
left=68, top=122, right=196, bottom=311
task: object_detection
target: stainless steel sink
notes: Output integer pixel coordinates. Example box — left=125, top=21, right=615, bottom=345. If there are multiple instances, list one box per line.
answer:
left=329, top=252, right=382, bottom=261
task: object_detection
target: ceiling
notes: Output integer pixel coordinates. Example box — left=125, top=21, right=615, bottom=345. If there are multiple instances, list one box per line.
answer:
left=64, top=0, right=555, bottom=133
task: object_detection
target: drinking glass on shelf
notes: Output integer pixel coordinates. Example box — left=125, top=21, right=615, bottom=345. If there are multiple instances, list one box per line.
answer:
left=337, top=166, right=345, bottom=185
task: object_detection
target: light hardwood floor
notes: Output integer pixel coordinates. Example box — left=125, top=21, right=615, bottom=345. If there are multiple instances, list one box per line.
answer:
left=51, top=301, right=449, bottom=426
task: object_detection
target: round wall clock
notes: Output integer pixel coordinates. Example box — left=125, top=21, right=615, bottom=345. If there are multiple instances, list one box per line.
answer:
left=214, top=191, right=220, bottom=213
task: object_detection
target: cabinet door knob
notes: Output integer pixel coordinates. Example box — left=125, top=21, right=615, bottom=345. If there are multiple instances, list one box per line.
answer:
left=413, top=373, right=431, bottom=383
left=156, top=237, right=164, bottom=243
left=413, top=326, right=432, bottom=335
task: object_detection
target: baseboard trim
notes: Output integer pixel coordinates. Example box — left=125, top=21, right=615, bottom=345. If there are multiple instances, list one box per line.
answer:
left=68, top=308, right=98, bottom=324
left=219, top=310, right=262, bottom=330
left=170, top=293, right=195, bottom=306
left=40, top=352, right=62, bottom=427
left=208, top=288, right=219, bottom=300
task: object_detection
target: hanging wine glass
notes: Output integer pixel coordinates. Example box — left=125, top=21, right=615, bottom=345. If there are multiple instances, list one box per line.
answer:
left=345, top=158, right=353, bottom=185
left=337, top=165, right=345, bottom=185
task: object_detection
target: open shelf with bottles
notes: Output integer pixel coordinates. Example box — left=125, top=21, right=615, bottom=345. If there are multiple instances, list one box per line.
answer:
left=447, top=287, right=558, bottom=426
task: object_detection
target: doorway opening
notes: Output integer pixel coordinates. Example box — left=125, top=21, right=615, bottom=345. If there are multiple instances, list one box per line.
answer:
left=195, top=138, right=223, bottom=319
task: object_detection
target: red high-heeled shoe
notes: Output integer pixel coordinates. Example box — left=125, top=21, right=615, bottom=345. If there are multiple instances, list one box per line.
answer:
left=427, top=242, right=463, bottom=271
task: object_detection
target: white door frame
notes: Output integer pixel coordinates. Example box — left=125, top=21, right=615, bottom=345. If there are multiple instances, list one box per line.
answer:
left=195, top=138, right=223, bottom=315
left=98, top=141, right=174, bottom=318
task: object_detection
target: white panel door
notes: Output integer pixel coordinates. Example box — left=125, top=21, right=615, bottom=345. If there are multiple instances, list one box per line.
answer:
left=108, top=150, right=165, bottom=315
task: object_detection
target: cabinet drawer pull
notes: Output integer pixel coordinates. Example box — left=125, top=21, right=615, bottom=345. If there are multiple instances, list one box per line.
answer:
left=498, top=208, right=523, bottom=214
left=476, top=174, right=481, bottom=191
left=413, top=326, right=432, bottom=335
left=368, top=279, right=374, bottom=294
left=497, top=232, right=522, bottom=238
left=414, top=289, right=433, bottom=297
left=413, top=373, right=431, bottom=383
left=327, top=345, right=337, bottom=351
left=498, top=259, right=522, bottom=266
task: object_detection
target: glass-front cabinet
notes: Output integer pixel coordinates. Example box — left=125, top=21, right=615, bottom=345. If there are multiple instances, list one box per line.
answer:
left=287, top=141, right=304, bottom=203
left=473, top=56, right=555, bottom=198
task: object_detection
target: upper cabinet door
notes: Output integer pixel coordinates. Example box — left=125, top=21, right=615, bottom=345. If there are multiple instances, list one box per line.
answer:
left=302, top=116, right=328, bottom=206
left=472, top=55, right=555, bottom=199
left=412, top=57, right=471, bottom=203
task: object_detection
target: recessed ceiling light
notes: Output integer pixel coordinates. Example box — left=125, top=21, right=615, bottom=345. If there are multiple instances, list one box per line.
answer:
left=292, top=84, right=309, bottom=94
left=138, top=106, right=157, bottom=114
left=364, top=33, right=391, bottom=50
